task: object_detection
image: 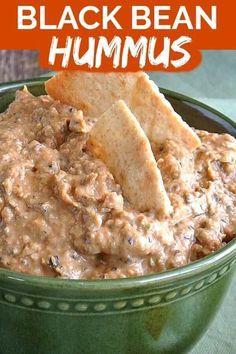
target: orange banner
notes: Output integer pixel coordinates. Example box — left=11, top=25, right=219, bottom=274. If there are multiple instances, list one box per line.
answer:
left=0, top=0, right=235, bottom=72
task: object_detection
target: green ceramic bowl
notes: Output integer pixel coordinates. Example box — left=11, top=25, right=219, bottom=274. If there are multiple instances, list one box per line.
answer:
left=0, top=78, right=235, bottom=354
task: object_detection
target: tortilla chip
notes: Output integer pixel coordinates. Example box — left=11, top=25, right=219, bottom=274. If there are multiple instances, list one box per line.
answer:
left=88, top=100, right=172, bottom=215
left=131, top=75, right=201, bottom=150
left=46, top=71, right=200, bottom=151
left=46, top=71, right=142, bottom=117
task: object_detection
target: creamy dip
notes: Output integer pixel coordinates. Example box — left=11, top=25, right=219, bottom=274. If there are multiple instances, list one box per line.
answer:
left=0, top=90, right=235, bottom=279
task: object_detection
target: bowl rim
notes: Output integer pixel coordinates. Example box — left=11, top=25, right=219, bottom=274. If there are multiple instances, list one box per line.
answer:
left=1, top=75, right=236, bottom=130
left=0, top=76, right=235, bottom=290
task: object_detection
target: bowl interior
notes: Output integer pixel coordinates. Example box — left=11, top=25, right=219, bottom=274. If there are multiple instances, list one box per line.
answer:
left=0, top=77, right=235, bottom=288
left=0, top=78, right=235, bottom=136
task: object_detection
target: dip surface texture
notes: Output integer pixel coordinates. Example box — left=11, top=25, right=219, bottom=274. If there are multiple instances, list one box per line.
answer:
left=0, top=91, right=235, bottom=279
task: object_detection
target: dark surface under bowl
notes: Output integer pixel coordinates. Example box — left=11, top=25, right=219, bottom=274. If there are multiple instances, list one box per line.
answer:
left=0, top=78, right=235, bottom=354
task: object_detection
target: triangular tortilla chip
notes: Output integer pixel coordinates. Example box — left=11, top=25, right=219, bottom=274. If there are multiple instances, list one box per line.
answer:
left=88, top=100, right=172, bottom=215
left=46, top=71, right=200, bottom=151
left=130, top=75, right=201, bottom=150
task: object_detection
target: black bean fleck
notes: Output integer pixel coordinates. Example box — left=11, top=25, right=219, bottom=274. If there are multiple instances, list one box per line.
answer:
left=221, top=219, right=227, bottom=224
left=71, top=250, right=80, bottom=260
left=127, top=237, right=134, bottom=245
left=184, top=235, right=191, bottom=240
left=194, top=213, right=205, bottom=218
left=212, top=194, right=219, bottom=203
left=49, top=255, right=60, bottom=268
left=124, top=256, right=132, bottom=264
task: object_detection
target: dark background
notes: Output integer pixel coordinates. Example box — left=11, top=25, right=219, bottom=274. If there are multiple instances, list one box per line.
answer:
left=0, top=50, right=47, bottom=82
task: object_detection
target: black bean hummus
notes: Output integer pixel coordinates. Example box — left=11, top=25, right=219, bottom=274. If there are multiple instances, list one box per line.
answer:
left=0, top=90, right=235, bottom=279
